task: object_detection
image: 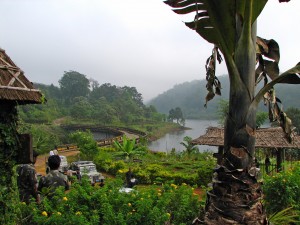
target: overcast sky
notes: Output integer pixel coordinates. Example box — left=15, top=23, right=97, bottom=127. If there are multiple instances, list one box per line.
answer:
left=0, top=0, right=299, bottom=102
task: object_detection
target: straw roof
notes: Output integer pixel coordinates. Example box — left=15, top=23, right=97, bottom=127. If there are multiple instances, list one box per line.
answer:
left=0, top=48, right=43, bottom=104
left=192, top=126, right=300, bottom=149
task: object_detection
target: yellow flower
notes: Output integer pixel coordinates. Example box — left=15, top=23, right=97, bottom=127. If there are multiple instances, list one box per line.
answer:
left=140, top=198, right=144, bottom=200
left=157, top=189, right=162, bottom=192
left=182, top=183, right=187, bottom=186
left=171, top=183, right=177, bottom=188
left=76, top=211, right=82, bottom=216
left=158, top=193, right=161, bottom=196
left=63, top=196, right=68, bottom=201
left=21, top=202, right=26, bottom=205
left=166, top=213, right=171, bottom=218
left=128, top=203, right=132, bottom=207
left=57, top=212, right=62, bottom=216
left=42, top=211, right=48, bottom=217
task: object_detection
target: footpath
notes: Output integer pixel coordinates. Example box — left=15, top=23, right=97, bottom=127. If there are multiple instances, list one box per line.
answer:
left=35, top=151, right=80, bottom=176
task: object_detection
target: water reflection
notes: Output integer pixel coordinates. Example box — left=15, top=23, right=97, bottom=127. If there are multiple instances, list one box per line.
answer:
left=148, top=119, right=219, bottom=153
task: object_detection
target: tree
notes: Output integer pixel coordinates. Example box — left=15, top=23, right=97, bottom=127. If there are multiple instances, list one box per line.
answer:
left=168, top=107, right=184, bottom=124
left=70, top=97, right=93, bottom=119
left=164, top=0, right=300, bottom=224
left=59, top=71, right=90, bottom=104
left=113, top=135, right=147, bottom=163
left=286, top=107, right=300, bottom=133
left=69, top=130, right=99, bottom=159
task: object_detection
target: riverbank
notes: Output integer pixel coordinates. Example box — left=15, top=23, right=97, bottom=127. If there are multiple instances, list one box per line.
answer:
left=146, top=122, right=190, bottom=142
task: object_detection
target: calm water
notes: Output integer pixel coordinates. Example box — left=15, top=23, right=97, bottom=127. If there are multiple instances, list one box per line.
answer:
left=148, top=119, right=219, bottom=153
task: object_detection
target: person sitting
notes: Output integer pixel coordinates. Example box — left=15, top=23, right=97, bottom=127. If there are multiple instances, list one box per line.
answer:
left=38, top=155, right=69, bottom=198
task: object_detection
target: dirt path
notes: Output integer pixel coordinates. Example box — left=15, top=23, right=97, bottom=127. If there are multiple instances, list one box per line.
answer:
left=35, top=151, right=80, bottom=176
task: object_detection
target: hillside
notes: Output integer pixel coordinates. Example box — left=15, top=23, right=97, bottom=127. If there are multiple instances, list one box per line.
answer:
left=147, top=75, right=300, bottom=119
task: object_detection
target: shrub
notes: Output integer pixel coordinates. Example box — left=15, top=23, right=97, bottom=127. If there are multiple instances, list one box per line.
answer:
left=263, top=162, right=300, bottom=219
left=17, top=177, right=201, bottom=225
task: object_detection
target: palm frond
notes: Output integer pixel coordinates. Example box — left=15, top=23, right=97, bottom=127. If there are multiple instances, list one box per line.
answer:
left=268, top=207, right=299, bottom=225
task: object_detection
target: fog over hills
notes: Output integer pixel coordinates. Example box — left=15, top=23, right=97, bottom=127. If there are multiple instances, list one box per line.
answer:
left=147, top=75, right=300, bottom=119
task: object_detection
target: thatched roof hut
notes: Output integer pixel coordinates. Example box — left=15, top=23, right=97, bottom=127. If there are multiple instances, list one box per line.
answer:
left=192, top=126, right=300, bottom=149
left=0, top=48, right=43, bottom=104
left=192, top=126, right=300, bottom=171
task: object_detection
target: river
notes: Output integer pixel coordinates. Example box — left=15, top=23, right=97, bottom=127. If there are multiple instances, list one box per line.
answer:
left=148, top=119, right=219, bottom=153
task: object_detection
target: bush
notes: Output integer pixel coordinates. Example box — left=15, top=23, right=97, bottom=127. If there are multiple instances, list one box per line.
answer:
left=263, top=162, right=300, bottom=219
left=17, top=177, right=201, bottom=225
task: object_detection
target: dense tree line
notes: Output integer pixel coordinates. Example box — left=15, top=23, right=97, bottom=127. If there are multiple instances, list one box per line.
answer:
left=18, top=70, right=164, bottom=125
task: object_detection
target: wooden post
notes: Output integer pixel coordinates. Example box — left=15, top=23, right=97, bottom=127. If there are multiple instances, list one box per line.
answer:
left=213, top=146, right=224, bottom=165
left=276, top=148, right=283, bottom=172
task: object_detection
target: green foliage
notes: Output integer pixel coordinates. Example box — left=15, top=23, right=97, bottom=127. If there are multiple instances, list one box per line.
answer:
left=168, top=107, right=184, bottom=125
left=59, top=70, right=90, bottom=104
left=0, top=105, right=21, bottom=224
left=256, top=111, right=268, bottom=128
left=286, top=107, right=300, bottom=133
left=70, top=97, right=93, bottom=119
left=113, top=135, right=147, bottom=163
left=109, top=151, right=216, bottom=187
left=268, top=207, right=299, bottom=225
left=263, top=162, right=300, bottom=220
left=180, top=136, right=199, bottom=156
left=18, top=123, right=63, bottom=154
left=69, top=130, right=99, bottom=159
left=17, top=177, right=201, bottom=225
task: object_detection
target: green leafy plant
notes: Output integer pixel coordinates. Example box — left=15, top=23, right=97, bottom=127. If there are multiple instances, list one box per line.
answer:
left=263, top=162, right=300, bottom=221
left=69, top=130, right=99, bottom=159
left=180, top=136, right=199, bottom=156
left=113, top=135, right=147, bottom=163
left=268, top=207, right=299, bottom=225
left=18, top=177, right=201, bottom=225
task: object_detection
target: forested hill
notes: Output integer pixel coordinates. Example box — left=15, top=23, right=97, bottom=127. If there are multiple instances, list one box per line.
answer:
left=147, top=75, right=300, bottom=119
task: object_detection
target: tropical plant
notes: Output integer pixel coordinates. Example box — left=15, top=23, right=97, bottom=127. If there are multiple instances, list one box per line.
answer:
left=164, top=0, right=300, bottom=223
left=113, top=135, right=147, bottom=163
left=268, top=207, right=299, bottom=225
left=180, top=136, right=199, bottom=156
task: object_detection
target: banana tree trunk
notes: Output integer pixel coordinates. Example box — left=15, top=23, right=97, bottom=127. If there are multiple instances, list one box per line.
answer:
left=204, top=8, right=268, bottom=224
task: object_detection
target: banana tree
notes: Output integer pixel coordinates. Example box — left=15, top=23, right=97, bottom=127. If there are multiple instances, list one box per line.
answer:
left=163, top=0, right=300, bottom=224
left=113, top=135, right=147, bottom=163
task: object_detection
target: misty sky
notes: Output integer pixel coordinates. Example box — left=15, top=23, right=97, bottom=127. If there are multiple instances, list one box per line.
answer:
left=0, top=0, right=299, bottom=102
